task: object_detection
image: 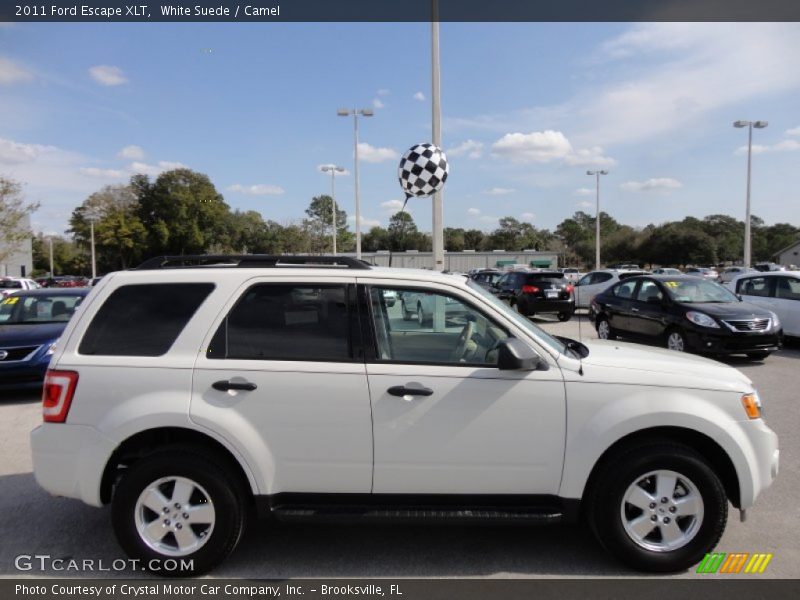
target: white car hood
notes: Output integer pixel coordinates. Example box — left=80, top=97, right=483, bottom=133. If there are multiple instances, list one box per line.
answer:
left=576, top=339, right=752, bottom=392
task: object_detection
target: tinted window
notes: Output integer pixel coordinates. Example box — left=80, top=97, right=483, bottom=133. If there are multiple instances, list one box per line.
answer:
left=775, top=277, right=800, bottom=301
left=636, top=280, right=663, bottom=302
left=208, top=284, right=352, bottom=361
left=594, top=273, right=614, bottom=284
left=737, top=277, right=772, bottom=298
left=614, top=280, right=637, bottom=299
left=80, top=284, right=214, bottom=356
left=527, top=273, right=565, bottom=284
left=370, top=287, right=508, bottom=365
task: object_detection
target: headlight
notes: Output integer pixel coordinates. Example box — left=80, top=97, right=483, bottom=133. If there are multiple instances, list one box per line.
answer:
left=771, top=313, right=781, bottom=330
left=45, top=341, right=58, bottom=356
left=741, top=392, right=762, bottom=419
left=686, top=311, right=720, bottom=328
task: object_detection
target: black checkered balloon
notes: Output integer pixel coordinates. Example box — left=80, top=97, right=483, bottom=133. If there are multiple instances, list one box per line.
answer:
left=398, top=143, right=449, bottom=198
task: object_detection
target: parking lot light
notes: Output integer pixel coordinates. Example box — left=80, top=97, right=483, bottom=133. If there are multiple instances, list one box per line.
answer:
left=320, top=165, right=346, bottom=255
left=586, top=170, right=609, bottom=270
left=338, top=108, right=374, bottom=259
left=733, top=120, right=768, bottom=268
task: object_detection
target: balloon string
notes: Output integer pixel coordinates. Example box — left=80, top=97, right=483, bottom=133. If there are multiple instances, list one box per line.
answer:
left=389, top=195, right=412, bottom=267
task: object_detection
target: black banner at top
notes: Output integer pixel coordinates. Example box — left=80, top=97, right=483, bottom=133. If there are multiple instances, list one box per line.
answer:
left=3, top=0, right=800, bottom=23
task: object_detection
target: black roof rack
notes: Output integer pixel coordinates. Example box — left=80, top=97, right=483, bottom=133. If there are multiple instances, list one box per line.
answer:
left=135, top=255, right=372, bottom=270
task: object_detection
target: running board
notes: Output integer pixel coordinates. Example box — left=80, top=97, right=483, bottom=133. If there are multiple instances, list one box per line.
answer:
left=271, top=506, right=564, bottom=524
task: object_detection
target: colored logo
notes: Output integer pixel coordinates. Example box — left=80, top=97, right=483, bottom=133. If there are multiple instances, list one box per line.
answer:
left=697, top=552, right=773, bottom=574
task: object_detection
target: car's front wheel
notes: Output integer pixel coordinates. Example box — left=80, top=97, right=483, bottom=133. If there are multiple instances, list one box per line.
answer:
left=401, top=300, right=413, bottom=321
left=666, top=328, right=688, bottom=352
left=111, top=446, right=247, bottom=576
left=588, top=442, right=727, bottom=572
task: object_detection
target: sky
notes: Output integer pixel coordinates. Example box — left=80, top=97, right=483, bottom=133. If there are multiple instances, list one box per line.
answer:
left=1, top=21, right=799, bottom=237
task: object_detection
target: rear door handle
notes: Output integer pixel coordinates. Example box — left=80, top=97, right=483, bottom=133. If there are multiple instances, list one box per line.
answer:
left=387, top=383, right=434, bottom=398
left=631, top=307, right=640, bottom=312
left=212, top=380, right=257, bottom=392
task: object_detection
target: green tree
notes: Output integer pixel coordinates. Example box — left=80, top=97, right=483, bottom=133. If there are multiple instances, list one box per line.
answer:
left=463, top=229, right=485, bottom=250
left=444, top=227, right=466, bottom=252
left=303, top=195, right=352, bottom=253
left=134, top=169, right=230, bottom=256
left=0, top=177, right=39, bottom=265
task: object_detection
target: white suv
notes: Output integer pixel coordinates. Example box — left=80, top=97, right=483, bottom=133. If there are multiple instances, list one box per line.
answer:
left=31, top=255, right=779, bottom=575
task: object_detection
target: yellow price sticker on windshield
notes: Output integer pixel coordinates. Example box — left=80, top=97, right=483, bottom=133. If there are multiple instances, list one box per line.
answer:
left=1, top=296, right=19, bottom=304
left=664, top=281, right=680, bottom=288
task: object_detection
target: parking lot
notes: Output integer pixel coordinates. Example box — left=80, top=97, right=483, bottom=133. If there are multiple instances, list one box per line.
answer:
left=0, top=313, right=797, bottom=579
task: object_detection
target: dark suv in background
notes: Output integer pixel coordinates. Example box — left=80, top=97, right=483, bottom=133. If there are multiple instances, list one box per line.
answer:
left=492, top=271, right=575, bottom=321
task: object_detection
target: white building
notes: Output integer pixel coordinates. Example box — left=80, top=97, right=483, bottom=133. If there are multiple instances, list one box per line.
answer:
left=348, top=250, right=559, bottom=271
left=0, top=214, right=34, bottom=277
left=774, top=238, right=800, bottom=268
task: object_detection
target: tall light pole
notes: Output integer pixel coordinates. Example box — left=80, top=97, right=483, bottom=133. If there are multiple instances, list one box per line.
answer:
left=587, top=170, right=608, bottom=270
left=734, top=120, right=768, bottom=268
left=337, top=108, right=373, bottom=260
left=47, top=236, right=54, bottom=278
left=320, top=165, right=346, bottom=255
left=81, top=208, right=101, bottom=279
left=431, top=0, right=444, bottom=272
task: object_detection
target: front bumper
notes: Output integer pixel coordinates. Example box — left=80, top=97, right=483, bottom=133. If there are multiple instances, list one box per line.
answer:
left=685, top=328, right=783, bottom=355
left=30, top=423, right=116, bottom=507
left=738, top=419, right=779, bottom=508
left=0, top=363, right=48, bottom=390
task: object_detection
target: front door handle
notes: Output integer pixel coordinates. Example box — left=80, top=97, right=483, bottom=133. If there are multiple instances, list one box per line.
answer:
left=212, top=380, right=257, bottom=392
left=387, top=383, right=434, bottom=398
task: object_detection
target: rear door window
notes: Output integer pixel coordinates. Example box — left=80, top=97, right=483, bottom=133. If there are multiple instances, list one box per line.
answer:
left=737, top=277, right=773, bottom=297
left=774, top=277, right=800, bottom=301
left=79, top=283, right=214, bottom=356
left=613, top=280, right=638, bottom=299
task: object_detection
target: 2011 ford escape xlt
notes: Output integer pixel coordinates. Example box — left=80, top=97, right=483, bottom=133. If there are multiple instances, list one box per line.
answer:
left=30, top=255, right=779, bottom=575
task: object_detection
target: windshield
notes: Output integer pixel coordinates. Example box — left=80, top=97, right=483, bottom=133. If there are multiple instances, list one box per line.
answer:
left=467, top=279, right=569, bottom=355
left=0, top=294, right=84, bottom=324
left=663, top=279, right=738, bottom=303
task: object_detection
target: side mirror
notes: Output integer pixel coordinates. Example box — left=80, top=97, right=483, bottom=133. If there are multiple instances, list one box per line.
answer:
left=497, top=338, right=546, bottom=371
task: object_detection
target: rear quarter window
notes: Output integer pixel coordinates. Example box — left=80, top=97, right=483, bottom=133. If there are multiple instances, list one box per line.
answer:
left=79, top=283, right=215, bottom=356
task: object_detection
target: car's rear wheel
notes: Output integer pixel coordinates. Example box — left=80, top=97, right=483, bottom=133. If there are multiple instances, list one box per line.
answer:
left=666, top=328, right=688, bottom=352
left=558, top=312, right=572, bottom=322
left=746, top=351, right=771, bottom=361
left=112, top=446, right=247, bottom=576
left=588, top=442, right=727, bottom=572
left=596, top=316, right=616, bottom=340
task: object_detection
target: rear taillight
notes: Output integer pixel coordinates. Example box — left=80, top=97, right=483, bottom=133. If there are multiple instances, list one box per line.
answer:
left=522, top=285, right=540, bottom=294
left=42, top=370, right=79, bottom=423
left=565, top=284, right=575, bottom=294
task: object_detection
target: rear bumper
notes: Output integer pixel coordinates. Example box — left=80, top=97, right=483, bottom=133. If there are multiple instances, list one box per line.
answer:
left=520, top=298, right=575, bottom=315
left=30, top=423, right=116, bottom=507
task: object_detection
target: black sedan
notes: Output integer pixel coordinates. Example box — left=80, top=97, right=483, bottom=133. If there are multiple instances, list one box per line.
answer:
left=492, top=271, right=575, bottom=321
left=590, top=275, right=782, bottom=359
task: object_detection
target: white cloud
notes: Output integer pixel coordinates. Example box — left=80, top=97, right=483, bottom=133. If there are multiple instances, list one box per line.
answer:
left=563, top=146, right=617, bottom=168
left=0, top=57, right=34, bottom=85
left=0, top=137, right=56, bottom=164
left=491, top=130, right=572, bottom=163
left=380, top=199, right=408, bottom=213
left=484, top=187, right=515, bottom=196
left=786, top=126, right=800, bottom=136
left=373, top=98, right=385, bottom=109
left=377, top=89, right=390, bottom=96
left=448, top=139, right=483, bottom=159
left=574, top=187, right=594, bottom=197
left=130, top=160, right=187, bottom=176
left=118, top=145, right=145, bottom=160
left=357, top=142, right=398, bottom=163
left=576, top=200, right=593, bottom=209
left=467, top=208, right=481, bottom=216
left=735, top=139, right=800, bottom=155
left=348, top=215, right=381, bottom=228
left=413, top=91, right=425, bottom=102
left=521, top=212, right=536, bottom=221
left=89, top=65, right=128, bottom=86
left=317, top=164, right=350, bottom=175
left=79, top=167, right=127, bottom=179
left=620, top=178, right=683, bottom=193
left=227, top=183, right=285, bottom=196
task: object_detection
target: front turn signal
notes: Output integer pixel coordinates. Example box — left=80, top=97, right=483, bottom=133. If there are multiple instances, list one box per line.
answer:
left=741, top=393, right=762, bottom=420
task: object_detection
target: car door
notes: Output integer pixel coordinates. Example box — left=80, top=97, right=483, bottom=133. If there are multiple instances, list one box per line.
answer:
left=576, top=272, right=615, bottom=308
left=628, top=279, right=667, bottom=338
left=495, top=272, right=522, bottom=303
left=602, top=279, right=639, bottom=334
left=362, top=280, right=566, bottom=494
left=772, top=275, right=800, bottom=336
left=191, top=278, right=373, bottom=494
left=735, top=275, right=776, bottom=313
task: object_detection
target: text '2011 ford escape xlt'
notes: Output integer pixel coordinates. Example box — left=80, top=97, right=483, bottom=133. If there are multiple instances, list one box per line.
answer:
left=31, top=255, right=779, bottom=575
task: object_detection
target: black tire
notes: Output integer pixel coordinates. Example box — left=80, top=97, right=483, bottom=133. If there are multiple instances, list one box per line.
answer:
left=416, top=303, right=425, bottom=326
left=401, top=300, right=413, bottom=321
left=558, top=312, right=573, bottom=322
left=587, top=441, right=727, bottom=573
left=111, top=446, right=248, bottom=576
left=746, top=351, right=771, bottom=360
left=596, top=316, right=617, bottom=340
